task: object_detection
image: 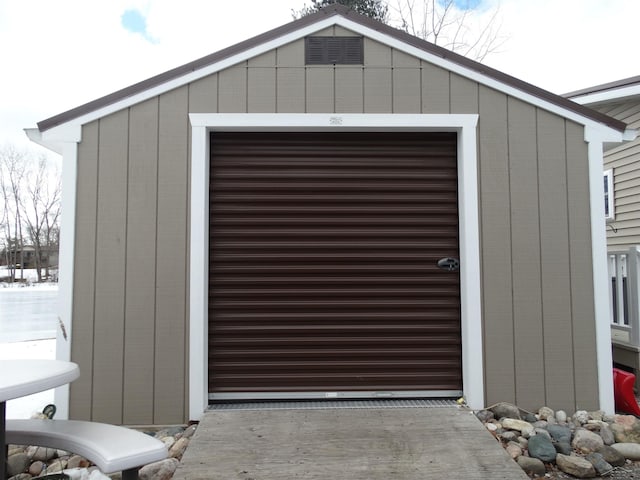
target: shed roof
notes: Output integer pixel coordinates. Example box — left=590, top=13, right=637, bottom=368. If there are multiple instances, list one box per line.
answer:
left=566, top=74, right=640, bottom=106
left=37, top=4, right=627, bottom=134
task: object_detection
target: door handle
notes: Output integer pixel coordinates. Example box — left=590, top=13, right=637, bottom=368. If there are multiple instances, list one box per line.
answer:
left=437, top=257, right=460, bottom=272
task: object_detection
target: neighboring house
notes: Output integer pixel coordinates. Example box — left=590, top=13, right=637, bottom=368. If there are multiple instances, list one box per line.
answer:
left=1, top=245, right=58, bottom=270
left=28, top=5, right=633, bottom=426
left=568, top=77, right=640, bottom=381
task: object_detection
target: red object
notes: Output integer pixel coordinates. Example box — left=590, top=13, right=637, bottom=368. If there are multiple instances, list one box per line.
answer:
left=613, top=368, right=640, bottom=416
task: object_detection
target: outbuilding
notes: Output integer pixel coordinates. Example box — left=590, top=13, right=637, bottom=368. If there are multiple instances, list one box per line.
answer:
left=29, top=5, right=633, bottom=425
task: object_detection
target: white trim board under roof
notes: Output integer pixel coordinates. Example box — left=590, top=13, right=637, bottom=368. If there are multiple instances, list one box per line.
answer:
left=567, top=75, right=640, bottom=106
left=32, top=5, right=630, bottom=146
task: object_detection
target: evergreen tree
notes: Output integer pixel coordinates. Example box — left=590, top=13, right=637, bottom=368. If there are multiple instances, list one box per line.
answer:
left=293, top=0, right=389, bottom=23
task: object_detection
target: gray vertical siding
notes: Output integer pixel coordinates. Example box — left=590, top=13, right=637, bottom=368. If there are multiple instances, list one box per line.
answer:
left=71, top=32, right=600, bottom=423
left=477, top=85, right=514, bottom=404
left=123, top=98, right=159, bottom=425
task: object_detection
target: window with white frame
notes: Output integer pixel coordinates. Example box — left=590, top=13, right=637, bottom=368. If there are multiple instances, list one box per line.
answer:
left=604, top=169, right=614, bottom=221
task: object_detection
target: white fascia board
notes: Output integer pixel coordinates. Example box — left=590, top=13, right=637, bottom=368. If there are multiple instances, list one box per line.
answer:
left=570, top=84, right=640, bottom=106
left=43, top=15, right=622, bottom=141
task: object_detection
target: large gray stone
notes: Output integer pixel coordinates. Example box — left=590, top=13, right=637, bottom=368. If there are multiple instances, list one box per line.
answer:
left=489, top=402, right=521, bottom=420
left=572, top=428, right=604, bottom=453
left=516, top=456, right=546, bottom=477
left=475, top=409, right=494, bottom=423
left=528, top=434, right=557, bottom=463
left=585, top=452, right=613, bottom=476
left=554, top=442, right=572, bottom=455
left=556, top=454, right=596, bottom=478
left=596, top=445, right=626, bottom=467
left=612, top=442, right=640, bottom=460
left=599, top=422, right=615, bottom=446
left=547, top=424, right=572, bottom=444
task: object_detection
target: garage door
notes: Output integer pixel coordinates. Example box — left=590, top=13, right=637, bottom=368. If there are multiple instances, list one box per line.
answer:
left=209, top=131, right=461, bottom=399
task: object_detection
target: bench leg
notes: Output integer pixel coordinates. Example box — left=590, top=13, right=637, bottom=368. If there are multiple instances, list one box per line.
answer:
left=122, top=468, right=139, bottom=480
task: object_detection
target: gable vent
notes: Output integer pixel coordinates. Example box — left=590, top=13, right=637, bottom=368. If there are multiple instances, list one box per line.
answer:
left=305, top=36, right=364, bottom=65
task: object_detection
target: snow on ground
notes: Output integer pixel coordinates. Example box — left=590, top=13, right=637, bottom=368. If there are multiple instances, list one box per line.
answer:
left=0, top=266, right=58, bottom=289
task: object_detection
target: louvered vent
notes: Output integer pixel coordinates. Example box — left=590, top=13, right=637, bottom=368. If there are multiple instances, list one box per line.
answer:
left=305, top=36, right=364, bottom=65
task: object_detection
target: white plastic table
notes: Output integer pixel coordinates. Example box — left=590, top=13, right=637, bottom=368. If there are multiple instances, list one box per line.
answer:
left=0, top=359, right=79, bottom=479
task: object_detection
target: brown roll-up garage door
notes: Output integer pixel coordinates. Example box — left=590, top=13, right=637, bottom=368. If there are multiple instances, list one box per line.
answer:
left=209, top=131, right=461, bottom=398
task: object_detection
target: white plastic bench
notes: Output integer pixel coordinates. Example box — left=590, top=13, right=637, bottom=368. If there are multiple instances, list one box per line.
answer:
left=6, top=419, right=168, bottom=480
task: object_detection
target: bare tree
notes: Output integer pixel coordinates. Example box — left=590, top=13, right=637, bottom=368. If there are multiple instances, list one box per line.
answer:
left=21, top=156, right=61, bottom=282
left=0, top=146, right=27, bottom=282
left=0, top=145, right=61, bottom=283
left=391, top=0, right=507, bottom=62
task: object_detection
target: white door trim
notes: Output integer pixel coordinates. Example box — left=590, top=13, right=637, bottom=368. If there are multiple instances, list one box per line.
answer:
left=188, top=113, right=483, bottom=419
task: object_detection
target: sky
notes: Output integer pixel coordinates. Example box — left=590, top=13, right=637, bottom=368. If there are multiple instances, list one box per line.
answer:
left=1, top=0, right=639, bottom=156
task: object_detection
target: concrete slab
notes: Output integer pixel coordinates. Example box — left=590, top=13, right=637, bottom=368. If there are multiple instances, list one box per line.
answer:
left=173, top=406, right=529, bottom=480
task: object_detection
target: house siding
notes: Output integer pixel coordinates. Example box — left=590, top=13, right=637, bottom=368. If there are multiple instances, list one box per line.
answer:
left=70, top=33, right=599, bottom=424
left=593, top=99, right=640, bottom=250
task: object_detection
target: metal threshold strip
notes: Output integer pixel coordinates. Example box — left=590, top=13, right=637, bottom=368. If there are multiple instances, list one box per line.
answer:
left=209, top=398, right=458, bottom=411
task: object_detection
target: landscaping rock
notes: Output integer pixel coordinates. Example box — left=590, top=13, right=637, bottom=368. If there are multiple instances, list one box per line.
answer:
left=489, top=402, right=521, bottom=420
left=501, top=418, right=534, bottom=433
left=500, top=430, right=518, bottom=442
left=611, top=415, right=640, bottom=443
left=596, top=444, right=626, bottom=467
left=169, top=437, right=190, bottom=459
left=505, top=441, right=522, bottom=459
left=139, top=458, right=179, bottom=480
left=475, top=409, right=494, bottom=423
left=528, top=434, right=557, bottom=462
left=554, top=442, right=572, bottom=455
left=574, top=410, right=590, bottom=425
left=516, top=456, right=546, bottom=477
left=572, top=428, right=604, bottom=453
left=7, top=452, right=29, bottom=477
left=556, top=410, right=567, bottom=423
left=556, top=453, right=596, bottom=478
left=585, top=452, right=613, bottom=476
left=547, top=424, right=572, bottom=444
left=538, top=406, right=555, bottom=421
left=599, top=422, right=616, bottom=446
left=7, top=474, right=31, bottom=480
left=27, top=460, right=46, bottom=476
left=612, top=442, right=640, bottom=460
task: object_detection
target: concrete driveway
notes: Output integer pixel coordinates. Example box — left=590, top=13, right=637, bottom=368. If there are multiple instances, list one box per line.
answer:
left=173, top=404, right=529, bottom=480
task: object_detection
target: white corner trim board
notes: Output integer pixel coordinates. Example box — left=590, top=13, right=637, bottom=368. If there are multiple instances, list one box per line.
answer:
left=585, top=126, right=616, bottom=414
left=188, top=113, right=483, bottom=419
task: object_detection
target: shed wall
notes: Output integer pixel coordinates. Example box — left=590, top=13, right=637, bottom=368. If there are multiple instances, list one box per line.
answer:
left=71, top=32, right=598, bottom=424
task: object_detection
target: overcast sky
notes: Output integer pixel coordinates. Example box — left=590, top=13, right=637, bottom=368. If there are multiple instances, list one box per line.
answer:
left=1, top=0, right=638, bottom=155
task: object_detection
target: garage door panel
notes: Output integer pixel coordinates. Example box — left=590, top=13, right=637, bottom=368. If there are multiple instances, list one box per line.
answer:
left=209, top=132, right=460, bottom=396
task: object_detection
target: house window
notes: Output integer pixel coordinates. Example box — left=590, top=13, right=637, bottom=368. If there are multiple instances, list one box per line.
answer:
left=305, top=36, right=364, bottom=65
left=604, top=169, right=614, bottom=221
